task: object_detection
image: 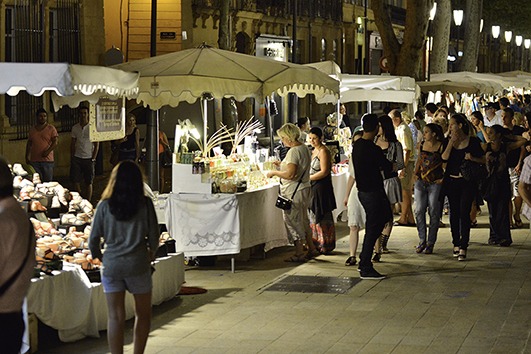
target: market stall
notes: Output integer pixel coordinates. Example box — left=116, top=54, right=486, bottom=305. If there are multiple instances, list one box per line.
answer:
left=27, top=253, right=184, bottom=342
left=164, top=184, right=287, bottom=257
left=113, top=45, right=340, bottom=260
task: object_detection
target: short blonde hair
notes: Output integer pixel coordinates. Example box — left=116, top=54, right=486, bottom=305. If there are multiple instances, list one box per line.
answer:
left=401, top=111, right=412, bottom=124
left=277, top=123, right=300, bottom=143
left=513, top=112, right=525, bottom=127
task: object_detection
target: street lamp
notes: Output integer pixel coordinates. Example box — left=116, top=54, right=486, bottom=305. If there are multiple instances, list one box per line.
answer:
left=427, top=2, right=437, bottom=81
left=492, top=26, right=500, bottom=72
left=505, top=31, right=512, bottom=71
left=525, top=39, right=531, bottom=71
left=492, top=26, right=500, bottom=39
left=453, top=10, right=464, bottom=70
left=505, top=31, right=512, bottom=43
left=430, top=3, right=437, bottom=21
left=516, top=35, right=523, bottom=70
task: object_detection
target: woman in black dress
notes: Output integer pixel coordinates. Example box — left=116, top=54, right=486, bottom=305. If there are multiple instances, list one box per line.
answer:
left=308, top=127, right=337, bottom=254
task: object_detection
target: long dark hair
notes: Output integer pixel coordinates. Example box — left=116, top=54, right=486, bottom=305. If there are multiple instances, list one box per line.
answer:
left=425, top=123, right=444, bottom=142
left=378, top=115, right=398, bottom=142
left=101, top=160, right=145, bottom=221
left=450, top=113, right=470, bottom=136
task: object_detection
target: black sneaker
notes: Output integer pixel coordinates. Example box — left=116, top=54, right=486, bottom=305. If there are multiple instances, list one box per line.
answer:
left=360, top=269, right=386, bottom=280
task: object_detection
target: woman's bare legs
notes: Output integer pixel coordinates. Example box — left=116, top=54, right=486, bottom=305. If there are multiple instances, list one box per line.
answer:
left=349, top=225, right=360, bottom=257
left=105, top=292, right=126, bottom=354
left=132, top=292, right=152, bottom=354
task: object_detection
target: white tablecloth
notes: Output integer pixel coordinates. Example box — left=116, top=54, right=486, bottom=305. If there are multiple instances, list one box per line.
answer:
left=165, top=184, right=288, bottom=256
left=332, top=171, right=349, bottom=221
left=27, top=253, right=185, bottom=342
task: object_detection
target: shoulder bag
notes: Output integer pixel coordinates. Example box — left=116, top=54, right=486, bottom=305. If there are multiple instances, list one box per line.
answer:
left=275, top=169, right=307, bottom=210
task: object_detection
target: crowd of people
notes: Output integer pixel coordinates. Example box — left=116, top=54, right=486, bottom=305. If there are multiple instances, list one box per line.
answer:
left=270, top=94, right=531, bottom=279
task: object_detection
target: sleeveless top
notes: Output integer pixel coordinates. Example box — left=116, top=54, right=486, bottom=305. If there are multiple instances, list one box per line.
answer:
left=309, top=151, right=336, bottom=223
left=119, top=127, right=138, bottom=152
left=417, top=141, right=444, bottom=183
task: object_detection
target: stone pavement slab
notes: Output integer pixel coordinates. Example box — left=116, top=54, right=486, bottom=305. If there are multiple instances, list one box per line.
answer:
left=38, top=212, right=531, bottom=353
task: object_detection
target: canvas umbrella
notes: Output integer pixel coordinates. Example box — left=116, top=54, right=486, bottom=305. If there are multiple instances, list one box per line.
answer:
left=114, top=44, right=339, bottom=111
left=114, top=45, right=339, bottom=188
left=0, top=62, right=139, bottom=111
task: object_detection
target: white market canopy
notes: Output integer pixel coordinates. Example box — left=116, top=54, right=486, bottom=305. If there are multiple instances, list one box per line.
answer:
left=337, top=74, right=419, bottom=104
left=418, top=71, right=530, bottom=95
left=113, top=45, right=339, bottom=110
left=304, top=61, right=418, bottom=105
left=0, top=62, right=140, bottom=110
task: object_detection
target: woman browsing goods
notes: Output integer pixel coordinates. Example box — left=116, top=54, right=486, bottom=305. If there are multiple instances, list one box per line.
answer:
left=267, top=123, right=317, bottom=262
left=89, top=161, right=159, bottom=354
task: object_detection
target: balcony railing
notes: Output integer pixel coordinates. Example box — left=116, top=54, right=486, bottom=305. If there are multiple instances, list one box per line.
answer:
left=192, top=0, right=343, bottom=22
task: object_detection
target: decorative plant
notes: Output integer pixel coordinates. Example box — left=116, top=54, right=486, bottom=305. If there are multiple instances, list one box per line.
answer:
left=189, top=124, right=234, bottom=159
left=230, top=117, right=265, bottom=155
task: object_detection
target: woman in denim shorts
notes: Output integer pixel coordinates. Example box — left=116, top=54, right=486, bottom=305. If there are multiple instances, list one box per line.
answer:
left=89, top=160, right=159, bottom=353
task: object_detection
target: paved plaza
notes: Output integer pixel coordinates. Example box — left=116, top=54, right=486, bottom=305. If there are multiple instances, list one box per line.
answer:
left=38, top=209, right=531, bottom=354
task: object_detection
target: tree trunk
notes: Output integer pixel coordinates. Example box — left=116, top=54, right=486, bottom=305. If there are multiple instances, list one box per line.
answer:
left=461, top=0, right=483, bottom=72
left=218, top=0, right=230, bottom=50
left=431, top=0, right=451, bottom=75
left=371, top=0, right=433, bottom=80
left=218, top=0, right=236, bottom=154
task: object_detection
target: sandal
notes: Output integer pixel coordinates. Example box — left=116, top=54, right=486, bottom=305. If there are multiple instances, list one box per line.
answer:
left=345, top=256, right=357, bottom=266
left=284, top=254, right=307, bottom=263
left=305, top=249, right=321, bottom=260
left=514, top=219, right=523, bottom=228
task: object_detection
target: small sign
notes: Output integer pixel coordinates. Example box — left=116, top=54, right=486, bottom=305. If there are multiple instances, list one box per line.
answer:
left=160, top=32, right=176, bottom=40
left=90, top=97, right=125, bottom=142
left=379, top=56, right=390, bottom=71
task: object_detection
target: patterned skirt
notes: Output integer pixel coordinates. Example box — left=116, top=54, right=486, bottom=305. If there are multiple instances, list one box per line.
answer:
left=309, top=210, right=336, bottom=254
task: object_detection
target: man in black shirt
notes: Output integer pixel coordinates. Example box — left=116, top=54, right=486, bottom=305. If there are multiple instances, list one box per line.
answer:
left=352, top=114, right=393, bottom=279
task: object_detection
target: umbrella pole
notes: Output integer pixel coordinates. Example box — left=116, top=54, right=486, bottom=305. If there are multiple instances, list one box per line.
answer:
left=146, top=109, right=159, bottom=191
left=202, top=97, right=208, bottom=147
left=336, top=101, right=340, bottom=127
left=266, top=96, right=274, bottom=156
left=367, top=101, right=372, bottom=114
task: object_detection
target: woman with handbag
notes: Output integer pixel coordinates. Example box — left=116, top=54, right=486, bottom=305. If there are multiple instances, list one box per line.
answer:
left=373, top=115, right=404, bottom=261
left=267, top=123, right=317, bottom=262
left=89, top=160, right=159, bottom=353
left=413, top=123, right=446, bottom=254
left=441, top=113, right=485, bottom=261
left=308, top=127, right=337, bottom=254
left=482, top=125, right=527, bottom=246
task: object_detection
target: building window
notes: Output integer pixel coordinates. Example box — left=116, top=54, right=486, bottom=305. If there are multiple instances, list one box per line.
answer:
left=321, top=38, right=327, bottom=61
left=3, top=0, right=81, bottom=138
